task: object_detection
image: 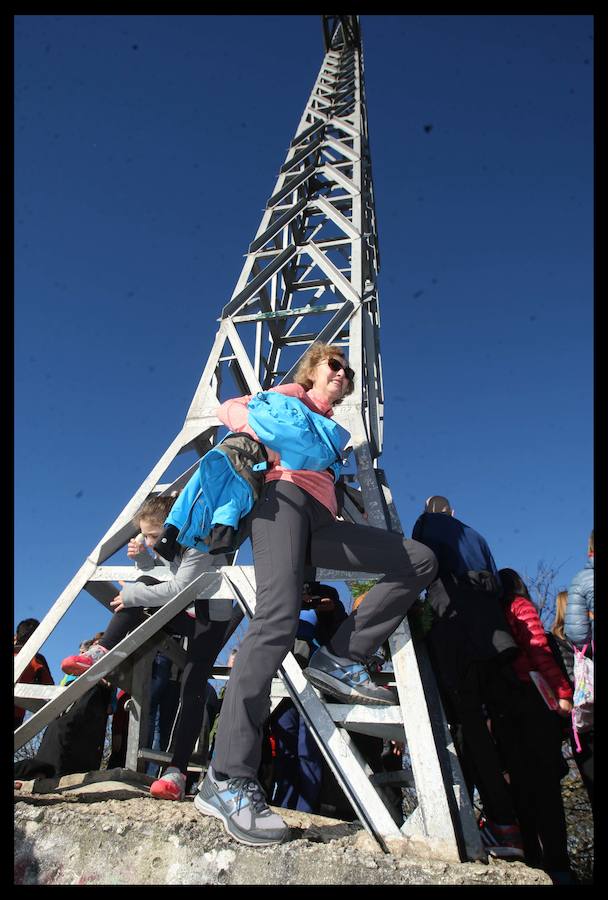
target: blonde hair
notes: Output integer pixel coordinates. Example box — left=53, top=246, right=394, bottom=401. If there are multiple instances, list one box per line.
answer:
left=551, top=590, right=569, bottom=641
left=293, top=342, right=355, bottom=402
left=132, top=494, right=177, bottom=529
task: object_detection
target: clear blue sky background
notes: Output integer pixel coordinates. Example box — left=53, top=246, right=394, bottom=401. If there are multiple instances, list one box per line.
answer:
left=14, top=15, right=593, bottom=684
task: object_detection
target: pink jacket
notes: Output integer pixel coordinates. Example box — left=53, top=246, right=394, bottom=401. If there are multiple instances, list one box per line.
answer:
left=215, top=383, right=338, bottom=516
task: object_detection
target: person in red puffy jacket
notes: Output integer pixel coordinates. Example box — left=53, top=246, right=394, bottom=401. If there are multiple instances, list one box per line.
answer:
left=495, top=568, right=575, bottom=884
left=14, top=619, right=54, bottom=729
left=502, top=574, right=573, bottom=714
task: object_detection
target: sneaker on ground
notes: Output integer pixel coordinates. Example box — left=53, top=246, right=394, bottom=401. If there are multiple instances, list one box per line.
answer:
left=61, top=642, right=108, bottom=676
left=478, top=814, right=525, bottom=860
left=150, top=767, right=186, bottom=802
left=194, top=766, right=288, bottom=847
left=304, top=645, right=398, bottom=705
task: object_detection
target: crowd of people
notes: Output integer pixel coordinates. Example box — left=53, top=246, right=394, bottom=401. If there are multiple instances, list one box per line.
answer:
left=14, top=343, right=593, bottom=885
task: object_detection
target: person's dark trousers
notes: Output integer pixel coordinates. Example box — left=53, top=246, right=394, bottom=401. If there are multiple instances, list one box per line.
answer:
left=145, top=654, right=175, bottom=777
left=100, top=576, right=189, bottom=651
left=491, top=682, right=571, bottom=872
left=107, top=692, right=129, bottom=769
left=212, top=479, right=437, bottom=781
left=169, top=603, right=242, bottom=774
left=100, top=575, right=242, bottom=776
left=118, top=606, right=234, bottom=776
left=271, top=699, right=324, bottom=813
left=101, top=605, right=150, bottom=650
left=427, top=617, right=520, bottom=826
left=453, top=664, right=521, bottom=826
left=17, top=682, right=112, bottom=779
left=315, top=733, right=389, bottom=822
left=292, top=710, right=323, bottom=813
left=570, top=730, right=594, bottom=812
left=158, top=680, right=181, bottom=753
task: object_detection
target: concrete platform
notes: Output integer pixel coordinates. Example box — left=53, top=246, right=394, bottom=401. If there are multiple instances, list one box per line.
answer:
left=14, top=770, right=552, bottom=885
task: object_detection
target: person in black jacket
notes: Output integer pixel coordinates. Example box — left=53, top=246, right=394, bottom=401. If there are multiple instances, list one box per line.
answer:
left=14, top=632, right=113, bottom=783
left=412, top=495, right=524, bottom=860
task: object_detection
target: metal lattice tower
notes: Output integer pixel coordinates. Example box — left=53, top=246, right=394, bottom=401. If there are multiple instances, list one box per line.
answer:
left=15, top=16, right=484, bottom=861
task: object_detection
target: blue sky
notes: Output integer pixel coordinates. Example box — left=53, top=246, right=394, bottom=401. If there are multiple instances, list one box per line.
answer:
left=14, top=15, right=593, bottom=683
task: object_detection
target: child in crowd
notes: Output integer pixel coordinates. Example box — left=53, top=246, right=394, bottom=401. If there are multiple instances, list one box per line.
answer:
left=14, top=619, right=54, bottom=730
left=61, top=494, right=240, bottom=801
left=495, top=568, right=575, bottom=885
left=15, top=631, right=113, bottom=783
left=59, top=633, right=104, bottom=688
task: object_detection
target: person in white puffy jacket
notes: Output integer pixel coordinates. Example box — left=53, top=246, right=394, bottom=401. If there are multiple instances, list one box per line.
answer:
left=564, top=530, right=594, bottom=649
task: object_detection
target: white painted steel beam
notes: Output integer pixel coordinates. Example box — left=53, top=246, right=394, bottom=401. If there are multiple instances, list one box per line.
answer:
left=14, top=569, right=225, bottom=749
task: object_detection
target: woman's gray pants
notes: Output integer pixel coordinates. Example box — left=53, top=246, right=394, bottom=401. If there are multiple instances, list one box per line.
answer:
left=212, top=480, right=438, bottom=780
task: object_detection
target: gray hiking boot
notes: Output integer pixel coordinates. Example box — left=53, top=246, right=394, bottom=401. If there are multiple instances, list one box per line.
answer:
left=194, top=766, right=288, bottom=847
left=304, top=645, right=398, bottom=705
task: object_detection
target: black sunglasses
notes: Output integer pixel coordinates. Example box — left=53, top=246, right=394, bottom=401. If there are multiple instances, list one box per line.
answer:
left=327, top=357, right=355, bottom=382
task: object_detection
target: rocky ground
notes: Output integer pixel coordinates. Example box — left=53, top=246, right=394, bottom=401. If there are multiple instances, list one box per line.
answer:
left=13, top=770, right=561, bottom=886
left=561, top=758, right=594, bottom=884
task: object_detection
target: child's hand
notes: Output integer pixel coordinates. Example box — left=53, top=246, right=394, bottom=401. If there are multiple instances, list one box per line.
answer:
left=111, top=581, right=126, bottom=613
left=127, top=537, right=146, bottom=559
left=557, top=698, right=573, bottom=717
